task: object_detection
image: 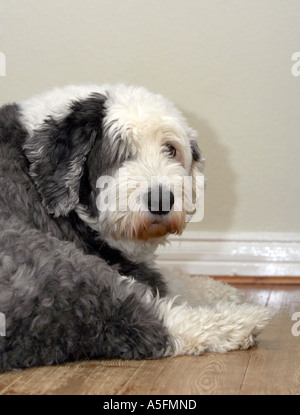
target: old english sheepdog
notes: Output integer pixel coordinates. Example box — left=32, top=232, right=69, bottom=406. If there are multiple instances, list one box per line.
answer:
left=0, top=84, right=272, bottom=371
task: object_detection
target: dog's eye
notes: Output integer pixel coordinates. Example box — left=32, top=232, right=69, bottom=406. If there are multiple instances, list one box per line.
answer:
left=165, top=143, right=177, bottom=158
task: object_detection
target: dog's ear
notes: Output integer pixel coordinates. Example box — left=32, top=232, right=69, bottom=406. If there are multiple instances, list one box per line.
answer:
left=190, top=139, right=201, bottom=163
left=190, top=138, right=205, bottom=174
left=24, top=93, right=107, bottom=217
left=186, top=138, right=205, bottom=222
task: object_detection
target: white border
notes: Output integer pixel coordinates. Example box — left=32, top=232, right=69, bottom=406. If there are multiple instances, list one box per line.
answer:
left=156, top=232, right=300, bottom=276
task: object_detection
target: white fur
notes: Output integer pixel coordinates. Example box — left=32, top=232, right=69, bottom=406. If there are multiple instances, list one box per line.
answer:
left=20, top=84, right=272, bottom=355
left=158, top=298, right=272, bottom=355
left=20, top=84, right=107, bottom=133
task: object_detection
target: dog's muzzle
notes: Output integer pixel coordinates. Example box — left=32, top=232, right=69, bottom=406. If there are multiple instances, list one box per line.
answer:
left=133, top=185, right=183, bottom=241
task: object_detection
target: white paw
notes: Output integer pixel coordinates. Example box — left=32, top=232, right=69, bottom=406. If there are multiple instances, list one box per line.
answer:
left=204, top=302, right=274, bottom=353
left=156, top=297, right=274, bottom=356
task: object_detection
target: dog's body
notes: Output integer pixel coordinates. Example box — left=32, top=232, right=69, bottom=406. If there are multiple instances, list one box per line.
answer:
left=0, top=85, right=271, bottom=371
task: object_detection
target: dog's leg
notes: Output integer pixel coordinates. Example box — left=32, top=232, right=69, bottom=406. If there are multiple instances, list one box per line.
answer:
left=0, top=226, right=173, bottom=371
left=157, top=268, right=272, bottom=354
left=162, top=266, right=245, bottom=307
left=152, top=296, right=273, bottom=355
left=91, top=276, right=272, bottom=356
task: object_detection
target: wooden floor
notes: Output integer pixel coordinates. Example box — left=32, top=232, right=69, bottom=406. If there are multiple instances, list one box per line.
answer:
left=0, top=281, right=299, bottom=395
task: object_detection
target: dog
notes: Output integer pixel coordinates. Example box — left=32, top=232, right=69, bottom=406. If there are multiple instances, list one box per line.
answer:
left=0, top=84, right=272, bottom=371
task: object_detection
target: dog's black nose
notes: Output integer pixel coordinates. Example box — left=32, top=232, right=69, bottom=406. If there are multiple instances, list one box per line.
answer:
left=147, top=186, right=174, bottom=215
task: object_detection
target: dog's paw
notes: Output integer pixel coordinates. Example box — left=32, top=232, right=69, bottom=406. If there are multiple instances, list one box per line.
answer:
left=158, top=298, right=274, bottom=356
left=205, top=302, right=274, bottom=353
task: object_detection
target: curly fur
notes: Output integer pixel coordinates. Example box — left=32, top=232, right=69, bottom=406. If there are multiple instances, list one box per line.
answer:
left=0, top=85, right=273, bottom=372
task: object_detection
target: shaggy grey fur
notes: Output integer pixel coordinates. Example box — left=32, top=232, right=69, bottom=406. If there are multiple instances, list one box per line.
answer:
left=0, top=100, right=172, bottom=372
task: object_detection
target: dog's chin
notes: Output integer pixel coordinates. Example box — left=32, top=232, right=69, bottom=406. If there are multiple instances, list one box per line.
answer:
left=137, top=222, right=174, bottom=241
left=135, top=213, right=186, bottom=242
left=106, top=211, right=186, bottom=242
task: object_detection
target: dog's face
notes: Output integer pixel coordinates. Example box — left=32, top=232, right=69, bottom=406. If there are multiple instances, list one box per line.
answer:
left=22, top=85, right=204, bottom=243
left=95, top=87, right=204, bottom=242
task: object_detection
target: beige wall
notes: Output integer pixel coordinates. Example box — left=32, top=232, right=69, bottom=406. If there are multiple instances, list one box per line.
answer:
left=1, top=0, right=300, bottom=233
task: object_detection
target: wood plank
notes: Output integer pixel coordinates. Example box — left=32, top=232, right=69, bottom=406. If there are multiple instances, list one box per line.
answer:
left=115, top=352, right=252, bottom=395
left=0, top=353, right=252, bottom=395
left=239, top=286, right=300, bottom=394
left=0, top=360, right=143, bottom=395
left=54, top=360, right=145, bottom=395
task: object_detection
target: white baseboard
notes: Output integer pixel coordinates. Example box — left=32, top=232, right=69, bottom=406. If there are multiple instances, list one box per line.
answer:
left=156, top=232, right=300, bottom=277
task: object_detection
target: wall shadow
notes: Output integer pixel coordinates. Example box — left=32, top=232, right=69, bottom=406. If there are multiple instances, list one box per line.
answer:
left=184, top=111, right=238, bottom=233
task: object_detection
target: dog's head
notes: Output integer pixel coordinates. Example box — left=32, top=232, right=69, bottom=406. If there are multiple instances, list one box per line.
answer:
left=22, top=84, right=204, bottom=243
